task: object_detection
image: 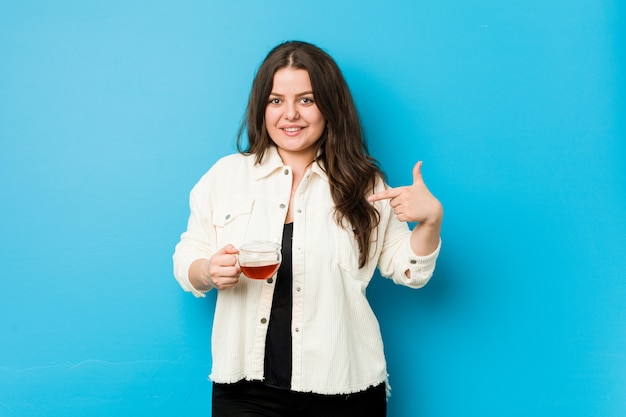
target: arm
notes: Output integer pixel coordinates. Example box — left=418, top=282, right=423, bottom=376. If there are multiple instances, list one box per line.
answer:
left=188, top=259, right=212, bottom=292
left=409, top=215, right=442, bottom=257
left=173, top=171, right=242, bottom=296
left=368, top=161, right=443, bottom=277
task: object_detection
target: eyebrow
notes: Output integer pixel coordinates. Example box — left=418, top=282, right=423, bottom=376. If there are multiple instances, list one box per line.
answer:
left=269, top=90, right=314, bottom=97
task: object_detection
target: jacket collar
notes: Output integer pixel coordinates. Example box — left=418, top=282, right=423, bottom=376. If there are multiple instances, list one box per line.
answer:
left=251, top=145, right=328, bottom=182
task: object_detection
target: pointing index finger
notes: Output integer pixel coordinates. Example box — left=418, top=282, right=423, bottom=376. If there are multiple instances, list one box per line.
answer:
left=367, top=187, right=401, bottom=202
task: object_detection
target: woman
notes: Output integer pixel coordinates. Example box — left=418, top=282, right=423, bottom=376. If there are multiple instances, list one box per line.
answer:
left=173, top=40, right=443, bottom=416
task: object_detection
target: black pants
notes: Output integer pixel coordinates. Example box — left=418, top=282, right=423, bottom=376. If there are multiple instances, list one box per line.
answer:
left=212, top=380, right=387, bottom=417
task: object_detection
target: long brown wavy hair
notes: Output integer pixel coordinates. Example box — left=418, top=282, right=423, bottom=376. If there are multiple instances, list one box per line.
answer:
left=237, top=40, right=385, bottom=268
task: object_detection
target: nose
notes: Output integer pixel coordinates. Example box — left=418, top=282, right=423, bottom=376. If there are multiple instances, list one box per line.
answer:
left=284, top=102, right=299, bottom=120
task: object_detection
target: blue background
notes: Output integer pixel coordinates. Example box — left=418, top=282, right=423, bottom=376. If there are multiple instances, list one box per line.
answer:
left=1, top=1, right=625, bottom=416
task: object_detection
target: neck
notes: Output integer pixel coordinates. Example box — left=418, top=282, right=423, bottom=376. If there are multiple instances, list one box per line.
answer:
left=277, top=149, right=316, bottom=172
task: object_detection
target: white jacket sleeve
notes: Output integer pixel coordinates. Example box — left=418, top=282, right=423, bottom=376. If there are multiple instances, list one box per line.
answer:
left=376, top=190, right=441, bottom=288
left=172, top=172, right=218, bottom=298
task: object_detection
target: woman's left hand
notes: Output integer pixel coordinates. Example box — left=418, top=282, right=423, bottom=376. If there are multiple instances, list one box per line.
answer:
left=368, top=161, right=443, bottom=225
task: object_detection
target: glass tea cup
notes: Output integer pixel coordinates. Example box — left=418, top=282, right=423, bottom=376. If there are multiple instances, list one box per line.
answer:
left=238, top=241, right=282, bottom=280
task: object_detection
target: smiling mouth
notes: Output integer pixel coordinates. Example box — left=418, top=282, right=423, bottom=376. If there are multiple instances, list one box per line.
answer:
left=282, top=127, right=303, bottom=132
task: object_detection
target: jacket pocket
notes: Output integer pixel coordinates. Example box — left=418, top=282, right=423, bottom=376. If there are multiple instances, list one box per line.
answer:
left=334, top=219, right=368, bottom=282
left=213, top=197, right=254, bottom=247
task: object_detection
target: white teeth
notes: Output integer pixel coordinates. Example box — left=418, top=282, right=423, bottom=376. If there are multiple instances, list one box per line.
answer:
left=283, top=127, right=301, bottom=132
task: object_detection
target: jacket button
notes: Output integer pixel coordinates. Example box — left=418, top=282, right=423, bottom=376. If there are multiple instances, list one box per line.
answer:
left=410, top=259, right=417, bottom=264
left=261, top=318, right=267, bottom=324
left=267, top=278, right=273, bottom=284
left=279, top=203, right=286, bottom=209
left=284, top=169, right=289, bottom=175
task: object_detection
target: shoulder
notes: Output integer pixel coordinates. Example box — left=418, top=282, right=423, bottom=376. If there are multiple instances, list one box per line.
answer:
left=191, top=153, right=251, bottom=192
left=199, top=153, right=254, bottom=179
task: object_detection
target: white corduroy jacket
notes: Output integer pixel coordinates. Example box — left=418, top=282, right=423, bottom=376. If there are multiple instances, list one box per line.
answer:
left=173, top=146, right=440, bottom=395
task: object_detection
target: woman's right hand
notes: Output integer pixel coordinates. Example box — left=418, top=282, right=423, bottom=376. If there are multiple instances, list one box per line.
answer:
left=208, top=244, right=241, bottom=290
left=189, top=244, right=241, bottom=291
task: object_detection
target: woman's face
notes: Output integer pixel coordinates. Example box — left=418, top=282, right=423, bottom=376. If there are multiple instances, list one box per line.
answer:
left=265, top=67, right=326, bottom=161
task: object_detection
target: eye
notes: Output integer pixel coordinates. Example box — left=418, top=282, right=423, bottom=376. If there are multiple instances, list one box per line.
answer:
left=300, top=97, right=315, bottom=104
left=268, top=98, right=281, bottom=105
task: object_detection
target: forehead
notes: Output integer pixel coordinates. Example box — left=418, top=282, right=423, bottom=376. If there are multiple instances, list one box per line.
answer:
left=271, top=68, right=312, bottom=93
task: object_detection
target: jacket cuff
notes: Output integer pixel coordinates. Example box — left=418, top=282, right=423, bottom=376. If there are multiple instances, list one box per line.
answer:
left=404, top=239, right=441, bottom=288
left=174, top=256, right=210, bottom=298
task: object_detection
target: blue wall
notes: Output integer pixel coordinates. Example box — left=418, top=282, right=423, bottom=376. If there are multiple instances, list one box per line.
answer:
left=1, top=1, right=624, bottom=416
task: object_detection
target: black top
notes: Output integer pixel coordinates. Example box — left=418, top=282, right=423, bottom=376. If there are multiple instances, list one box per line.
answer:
left=263, top=222, right=293, bottom=389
